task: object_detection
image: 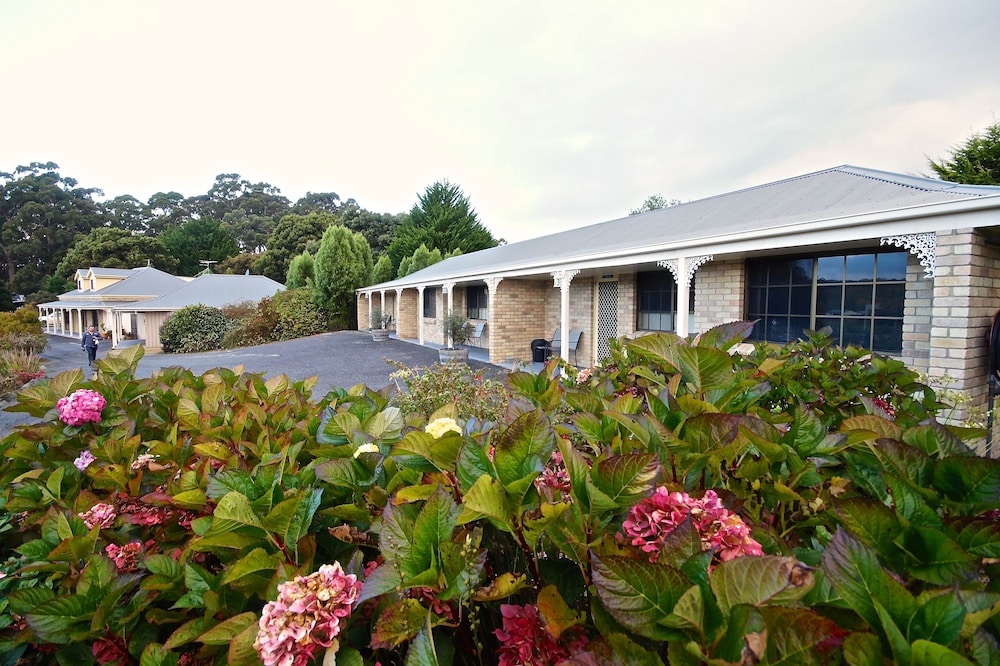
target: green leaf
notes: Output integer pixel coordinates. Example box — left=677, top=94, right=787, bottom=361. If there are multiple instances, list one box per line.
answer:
left=76, top=554, right=116, bottom=599
left=590, top=553, right=691, bottom=641
left=205, top=491, right=264, bottom=536
left=379, top=502, right=417, bottom=567
left=262, top=488, right=322, bottom=558
left=220, top=548, right=281, bottom=586
left=910, top=639, right=976, bottom=665
left=6, top=587, right=55, bottom=615
left=709, top=556, right=814, bottom=614
left=391, top=430, right=463, bottom=472
left=760, top=606, right=845, bottom=666
left=910, top=592, right=966, bottom=646
left=842, top=632, right=883, bottom=666
left=821, top=529, right=916, bottom=647
left=164, top=618, right=210, bottom=650
left=196, top=612, right=258, bottom=645
left=951, top=517, right=1000, bottom=558
left=25, top=595, right=94, bottom=643
left=371, top=598, right=428, bottom=649
left=140, top=643, right=180, bottom=666
left=356, top=562, right=404, bottom=604
left=461, top=474, right=513, bottom=531
left=206, top=470, right=261, bottom=501
left=896, top=525, right=977, bottom=585
left=833, top=498, right=903, bottom=556
left=492, top=410, right=556, bottom=496
left=933, top=456, right=1000, bottom=510
left=409, top=486, right=460, bottom=580
left=592, top=453, right=660, bottom=509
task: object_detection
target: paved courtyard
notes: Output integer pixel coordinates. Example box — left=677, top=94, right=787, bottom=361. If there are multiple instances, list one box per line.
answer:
left=1, top=331, right=501, bottom=436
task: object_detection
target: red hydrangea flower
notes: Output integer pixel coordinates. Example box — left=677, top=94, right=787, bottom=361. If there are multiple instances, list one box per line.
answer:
left=495, top=603, right=569, bottom=666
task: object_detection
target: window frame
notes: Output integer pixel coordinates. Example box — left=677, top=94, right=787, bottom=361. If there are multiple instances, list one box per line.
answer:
left=636, top=270, right=696, bottom=333
left=466, top=285, right=488, bottom=320
left=423, top=287, right=437, bottom=318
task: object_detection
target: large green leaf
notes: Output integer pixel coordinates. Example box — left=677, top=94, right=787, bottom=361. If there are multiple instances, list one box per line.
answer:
left=492, top=410, right=556, bottom=495
left=379, top=502, right=418, bottom=569
left=896, top=525, right=978, bottom=585
left=590, top=553, right=691, bottom=641
left=842, top=632, right=883, bottom=666
left=196, top=612, right=258, bottom=646
left=262, top=487, right=322, bottom=558
left=591, top=453, right=660, bottom=509
left=455, top=440, right=494, bottom=492
left=371, top=598, right=429, bottom=649
left=910, top=639, right=976, bottom=666
left=409, top=486, right=460, bottom=581
left=391, top=430, right=463, bottom=472
left=760, top=606, right=844, bottom=666
left=821, top=528, right=916, bottom=645
left=220, top=548, right=281, bottom=586
left=709, top=556, right=814, bottom=614
left=461, top=474, right=513, bottom=531
left=951, top=517, right=1000, bottom=559
left=933, top=455, right=1000, bottom=510
left=206, top=470, right=262, bottom=501
left=833, top=499, right=903, bottom=557
left=25, top=595, right=94, bottom=643
left=205, top=491, right=264, bottom=537
left=910, top=592, right=966, bottom=646
left=693, top=320, right=757, bottom=352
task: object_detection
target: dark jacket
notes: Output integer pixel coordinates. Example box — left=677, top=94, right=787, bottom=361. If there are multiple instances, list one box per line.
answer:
left=81, top=330, right=103, bottom=349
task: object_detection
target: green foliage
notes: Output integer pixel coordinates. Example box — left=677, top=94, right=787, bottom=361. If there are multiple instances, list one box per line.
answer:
left=0, top=322, right=997, bottom=664
left=285, top=251, right=314, bottom=289
left=397, top=243, right=443, bottom=278
left=387, top=180, right=499, bottom=275
left=371, top=255, right=394, bottom=284
left=160, top=218, right=239, bottom=276
left=441, top=310, right=470, bottom=347
left=222, top=291, right=327, bottom=347
left=928, top=120, right=1000, bottom=185
left=254, top=212, right=332, bottom=282
left=159, top=304, right=233, bottom=353
left=629, top=194, right=681, bottom=216
left=54, top=228, right=179, bottom=280
left=0, top=307, right=47, bottom=356
left=313, top=225, right=372, bottom=329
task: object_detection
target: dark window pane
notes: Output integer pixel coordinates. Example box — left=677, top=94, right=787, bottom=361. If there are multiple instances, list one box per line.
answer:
left=815, top=317, right=841, bottom=343
left=789, top=317, right=810, bottom=342
left=770, top=260, right=792, bottom=285
left=769, top=287, right=790, bottom=315
left=789, top=286, right=811, bottom=315
left=748, top=319, right=765, bottom=341
left=766, top=317, right=790, bottom=343
left=817, top=256, right=843, bottom=282
left=790, top=259, right=813, bottom=285
left=747, top=262, right=768, bottom=287
left=816, top=285, right=843, bottom=315
left=845, top=254, right=875, bottom=282
left=747, top=288, right=766, bottom=317
left=842, top=318, right=872, bottom=348
left=873, top=319, right=903, bottom=354
left=874, top=284, right=905, bottom=316
left=876, top=252, right=907, bottom=281
left=844, top=285, right=873, bottom=315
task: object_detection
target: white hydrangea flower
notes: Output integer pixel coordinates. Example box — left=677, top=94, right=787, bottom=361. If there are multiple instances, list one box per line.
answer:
left=424, top=417, right=462, bottom=438
left=353, top=443, right=381, bottom=458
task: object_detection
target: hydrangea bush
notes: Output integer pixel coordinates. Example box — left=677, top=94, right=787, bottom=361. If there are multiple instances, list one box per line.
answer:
left=0, top=325, right=998, bottom=665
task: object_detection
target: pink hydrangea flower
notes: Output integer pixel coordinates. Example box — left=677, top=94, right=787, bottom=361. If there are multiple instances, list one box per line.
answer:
left=74, top=450, right=96, bottom=470
left=130, top=453, right=158, bottom=471
left=80, top=503, right=117, bottom=529
left=494, top=603, right=589, bottom=666
left=105, top=542, right=144, bottom=571
left=254, top=562, right=362, bottom=666
left=57, top=389, right=106, bottom=426
left=621, top=488, right=763, bottom=563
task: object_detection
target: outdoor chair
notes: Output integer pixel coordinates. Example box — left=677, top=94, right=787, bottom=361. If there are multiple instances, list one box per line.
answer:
left=545, top=328, right=583, bottom=365
left=469, top=321, right=486, bottom=346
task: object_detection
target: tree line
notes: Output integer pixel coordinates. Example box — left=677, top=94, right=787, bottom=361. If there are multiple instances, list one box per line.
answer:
left=0, top=165, right=500, bottom=324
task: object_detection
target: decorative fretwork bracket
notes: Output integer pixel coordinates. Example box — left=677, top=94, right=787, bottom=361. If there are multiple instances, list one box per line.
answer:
left=657, top=254, right=713, bottom=287
left=880, top=233, right=936, bottom=278
left=551, top=269, right=580, bottom=290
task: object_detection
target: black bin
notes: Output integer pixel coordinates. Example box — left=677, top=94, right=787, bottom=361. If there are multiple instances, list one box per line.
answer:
left=531, top=339, right=549, bottom=363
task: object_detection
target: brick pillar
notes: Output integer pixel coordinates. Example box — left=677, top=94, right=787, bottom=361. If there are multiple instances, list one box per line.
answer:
left=694, top=259, right=744, bottom=333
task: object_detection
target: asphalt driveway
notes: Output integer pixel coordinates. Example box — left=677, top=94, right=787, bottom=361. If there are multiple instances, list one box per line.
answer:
left=1, top=332, right=499, bottom=436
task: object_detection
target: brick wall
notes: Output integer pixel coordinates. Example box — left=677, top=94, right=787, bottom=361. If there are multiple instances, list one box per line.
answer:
left=926, top=228, right=1000, bottom=455
left=398, top=290, right=419, bottom=339
left=490, top=279, right=548, bottom=365
left=694, top=259, right=744, bottom=333
left=901, top=253, right=932, bottom=376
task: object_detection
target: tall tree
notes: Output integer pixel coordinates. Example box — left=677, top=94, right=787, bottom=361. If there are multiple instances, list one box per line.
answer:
left=629, top=194, right=682, bottom=215
left=55, top=228, right=179, bottom=278
left=928, top=120, right=1000, bottom=185
left=286, top=251, right=315, bottom=289
left=398, top=243, right=443, bottom=278
left=102, top=195, right=154, bottom=233
left=291, top=192, right=343, bottom=216
left=387, top=180, right=498, bottom=275
left=147, top=191, right=195, bottom=233
left=254, top=212, right=333, bottom=282
left=160, top=218, right=239, bottom=276
left=0, top=162, right=104, bottom=294
left=338, top=202, right=404, bottom=259
left=313, top=225, right=372, bottom=328
left=372, top=255, right=394, bottom=284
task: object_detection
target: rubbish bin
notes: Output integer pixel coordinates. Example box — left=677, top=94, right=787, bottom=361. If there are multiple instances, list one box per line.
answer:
left=531, top=339, right=550, bottom=363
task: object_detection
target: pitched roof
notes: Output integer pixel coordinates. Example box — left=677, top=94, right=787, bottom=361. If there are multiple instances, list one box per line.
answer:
left=367, top=165, right=1000, bottom=290
left=115, top=274, right=284, bottom=311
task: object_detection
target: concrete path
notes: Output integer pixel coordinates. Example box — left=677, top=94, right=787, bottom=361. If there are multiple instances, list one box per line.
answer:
left=1, top=332, right=499, bottom=436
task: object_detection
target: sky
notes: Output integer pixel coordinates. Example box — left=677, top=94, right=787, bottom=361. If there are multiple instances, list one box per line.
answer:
left=2, top=0, right=998, bottom=243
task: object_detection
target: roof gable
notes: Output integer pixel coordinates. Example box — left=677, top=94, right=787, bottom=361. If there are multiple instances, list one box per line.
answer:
left=119, top=274, right=285, bottom=311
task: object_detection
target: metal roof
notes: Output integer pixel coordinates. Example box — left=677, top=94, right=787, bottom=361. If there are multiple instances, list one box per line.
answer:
left=366, top=165, right=1000, bottom=290
left=116, top=274, right=284, bottom=311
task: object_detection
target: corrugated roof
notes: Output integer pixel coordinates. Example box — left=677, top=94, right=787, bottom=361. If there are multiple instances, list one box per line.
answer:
left=98, top=267, right=187, bottom=296
left=119, top=274, right=284, bottom=311
left=370, top=165, right=1000, bottom=289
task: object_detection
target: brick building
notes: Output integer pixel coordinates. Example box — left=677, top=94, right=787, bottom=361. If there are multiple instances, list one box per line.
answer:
left=358, top=165, right=1000, bottom=425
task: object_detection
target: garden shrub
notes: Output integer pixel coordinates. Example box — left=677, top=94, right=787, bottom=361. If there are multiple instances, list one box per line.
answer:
left=0, top=324, right=998, bottom=665
left=0, top=349, right=43, bottom=396
left=388, top=358, right=511, bottom=426
left=273, top=288, right=326, bottom=340
left=159, top=304, right=233, bottom=353
left=0, top=307, right=46, bottom=355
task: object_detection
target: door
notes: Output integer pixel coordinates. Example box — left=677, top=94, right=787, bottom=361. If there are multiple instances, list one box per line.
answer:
left=596, top=280, right=619, bottom=363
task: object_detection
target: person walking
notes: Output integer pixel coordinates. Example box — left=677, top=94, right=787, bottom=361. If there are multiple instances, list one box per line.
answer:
left=81, top=325, right=103, bottom=367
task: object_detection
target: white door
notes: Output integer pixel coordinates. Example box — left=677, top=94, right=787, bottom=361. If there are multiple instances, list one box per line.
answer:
left=596, top=280, right=619, bottom=362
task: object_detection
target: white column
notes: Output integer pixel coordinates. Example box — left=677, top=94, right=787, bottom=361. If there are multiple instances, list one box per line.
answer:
left=551, top=270, right=580, bottom=361
left=417, top=286, right=425, bottom=345
left=394, top=288, right=403, bottom=332
left=485, top=277, right=503, bottom=359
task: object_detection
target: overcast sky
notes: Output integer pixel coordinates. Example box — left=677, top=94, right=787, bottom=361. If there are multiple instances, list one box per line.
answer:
left=3, top=0, right=998, bottom=243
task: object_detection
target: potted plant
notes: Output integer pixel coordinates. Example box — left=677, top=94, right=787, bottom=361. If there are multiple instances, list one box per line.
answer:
left=370, top=306, right=390, bottom=341
left=439, top=310, right=470, bottom=361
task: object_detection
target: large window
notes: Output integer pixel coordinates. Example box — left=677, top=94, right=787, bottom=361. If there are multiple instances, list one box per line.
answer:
left=637, top=271, right=696, bottom=332
left=423, top=288, right=437, bottom=318
left=467, top=285, right=488, bottom=320
left=746, top=251, right=907, bottom=353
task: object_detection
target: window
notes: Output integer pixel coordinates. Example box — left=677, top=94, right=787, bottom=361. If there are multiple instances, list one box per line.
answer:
left=467, top=285, right=488, bottom=320
left=746, top=251, right=907, bottom=353
left=636, top=271, right=696, bottom=332
left=423, top=288, right=437, bottom=318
